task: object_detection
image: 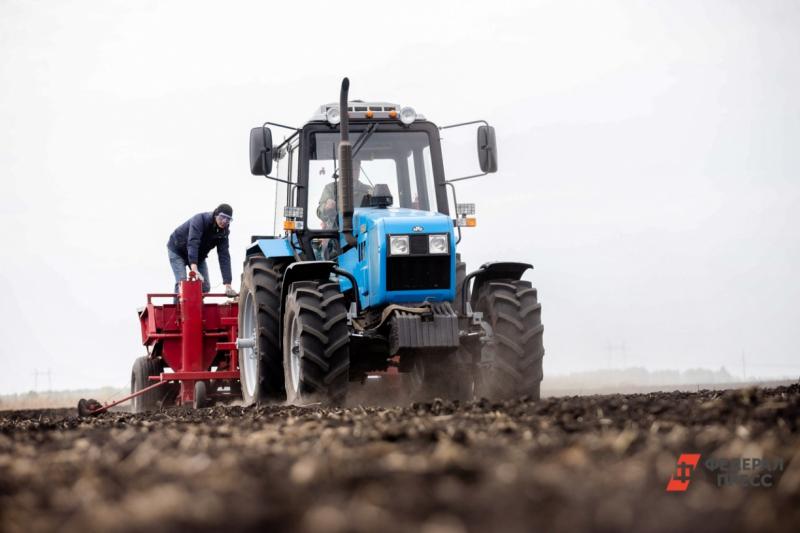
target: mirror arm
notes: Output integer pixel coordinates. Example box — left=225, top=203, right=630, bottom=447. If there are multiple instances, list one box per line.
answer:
left=265, top=123, right=300, bottom=155
left=439, top=119, right=489, bottom=130
left=261, top=175, right=295, bottom=186
left=446, top=172, right=489, bottom=183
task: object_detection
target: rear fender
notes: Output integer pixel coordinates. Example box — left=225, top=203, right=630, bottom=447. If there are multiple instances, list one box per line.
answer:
left=466, top=261, right=533, bottom=313
left=246, top=237, right=295, bottom=259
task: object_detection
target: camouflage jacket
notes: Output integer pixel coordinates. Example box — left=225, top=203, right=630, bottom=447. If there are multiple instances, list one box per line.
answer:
left=317, top=179, right=374, bottom=228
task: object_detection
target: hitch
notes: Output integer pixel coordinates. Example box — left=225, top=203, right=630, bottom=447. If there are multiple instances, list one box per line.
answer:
left=76, top=380, right=172, bottom=417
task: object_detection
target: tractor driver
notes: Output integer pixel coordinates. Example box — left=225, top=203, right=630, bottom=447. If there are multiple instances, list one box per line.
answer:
left=167, top=203, right=238, bottom=297
left=317, top=159, right=374, bottom=229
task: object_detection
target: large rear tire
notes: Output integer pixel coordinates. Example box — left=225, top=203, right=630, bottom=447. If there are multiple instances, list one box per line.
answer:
left=131, top=356, right=164, bottom=413
left=283, top=280, right=350, bottom=405
left=238, top=256, right=286, bottom=405
left=474, top=280, right=544, bottom=401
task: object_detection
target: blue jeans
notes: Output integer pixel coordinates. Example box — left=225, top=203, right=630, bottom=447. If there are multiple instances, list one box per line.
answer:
left=168, top=248, right=210, bottom=293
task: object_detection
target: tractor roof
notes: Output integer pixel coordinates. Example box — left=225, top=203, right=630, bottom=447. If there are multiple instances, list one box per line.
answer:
left=310, top=100, right=426, bottom=122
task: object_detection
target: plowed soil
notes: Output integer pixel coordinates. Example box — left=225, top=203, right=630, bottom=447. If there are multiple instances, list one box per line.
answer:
left=1, top=385, right=799, bottom=533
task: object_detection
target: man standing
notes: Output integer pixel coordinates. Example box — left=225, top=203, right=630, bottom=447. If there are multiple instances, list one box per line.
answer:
left=167, top=204, right=237, bottom=296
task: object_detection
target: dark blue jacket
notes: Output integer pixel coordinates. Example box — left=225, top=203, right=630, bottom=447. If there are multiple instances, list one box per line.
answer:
left=167, top=212, right=232, bottom=284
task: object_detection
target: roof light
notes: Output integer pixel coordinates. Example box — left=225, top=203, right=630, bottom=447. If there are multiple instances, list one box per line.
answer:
left=388, top=110, right=398, bottom=119
left=326, top=106, right=340, bottom=125
left=399, top=106, right=416, bottom=125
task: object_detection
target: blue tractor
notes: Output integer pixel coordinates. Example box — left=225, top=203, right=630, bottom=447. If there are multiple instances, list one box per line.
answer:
left=237, top=78, right=544, bottom=405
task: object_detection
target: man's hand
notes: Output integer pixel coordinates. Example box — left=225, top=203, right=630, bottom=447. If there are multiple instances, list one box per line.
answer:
left=224, top=284, right=238, bottom=297
left=324, top=198, right=336, bottom=214
left=190, top=264, right=204, bottom=281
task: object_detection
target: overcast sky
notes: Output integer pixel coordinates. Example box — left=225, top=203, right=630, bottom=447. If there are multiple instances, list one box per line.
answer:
left=1, top=0, right=798, bottom=394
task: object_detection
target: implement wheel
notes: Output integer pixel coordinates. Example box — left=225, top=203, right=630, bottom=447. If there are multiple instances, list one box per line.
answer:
left=239, top=256, right=286, bottom=405
left=193, top=381, right=208, bottom=409
left=474, top=280, right=544, bottom=401
left=131, top=356, right=164, bottom=413
left=283, top=280, right=350, bottom=405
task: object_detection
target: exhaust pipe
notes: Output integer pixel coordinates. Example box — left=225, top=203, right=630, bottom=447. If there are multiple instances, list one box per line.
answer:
left=338, top=77, right=357, bottom=248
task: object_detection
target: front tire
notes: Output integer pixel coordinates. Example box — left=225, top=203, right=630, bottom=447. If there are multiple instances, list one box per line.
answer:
left=283, top=280, right=350, bottom=405
left=474, top=280, right=544, bottom=400
left=238, top=256, right=286, bottom=405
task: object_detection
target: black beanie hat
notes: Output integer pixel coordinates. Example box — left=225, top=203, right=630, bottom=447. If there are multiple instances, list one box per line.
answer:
left=214, top=203, right=233, bottom=218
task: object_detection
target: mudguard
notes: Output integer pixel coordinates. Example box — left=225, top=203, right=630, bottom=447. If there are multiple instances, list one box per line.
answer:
left=278, top=261, right=340, bottom=351
left=280, top=261, right=339, bottom=305
left=246, top=238, right=295, bottom=259
left=466, top=261, right=533, bottom=312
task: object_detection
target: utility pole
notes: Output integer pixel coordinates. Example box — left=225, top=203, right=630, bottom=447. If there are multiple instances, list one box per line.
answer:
left=31, top=369, right=53, bottom=391
left=606, top=342, right=628, bottom=369
left=741, top=351, right=746, bottom=382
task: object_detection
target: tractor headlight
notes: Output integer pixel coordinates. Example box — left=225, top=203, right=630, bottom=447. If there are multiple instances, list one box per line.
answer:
left=428, top=234, right=449, bottom=254
left=389, top=235, right=409, bottom=255
left=399, top=106, right=416, bottom=125
left=326, top=106, right=341, bottom=125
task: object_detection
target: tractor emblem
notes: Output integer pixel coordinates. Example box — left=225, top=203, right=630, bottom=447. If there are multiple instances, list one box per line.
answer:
left=412, top=226, right=424, bottom=232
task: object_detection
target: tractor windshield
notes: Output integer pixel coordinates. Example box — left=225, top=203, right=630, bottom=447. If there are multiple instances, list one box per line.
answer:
left=308, top=130, right=437, bottom=230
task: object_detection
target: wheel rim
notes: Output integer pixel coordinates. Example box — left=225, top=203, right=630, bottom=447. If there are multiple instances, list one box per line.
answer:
left=242, top=291, right=258, bottom=397
left=289, top=313, right=301, bottom=394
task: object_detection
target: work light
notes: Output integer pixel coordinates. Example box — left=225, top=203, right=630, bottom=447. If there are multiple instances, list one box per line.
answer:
left=399, top=106, right=416, bottom=125
left=326, top=106, right=341, bottom=125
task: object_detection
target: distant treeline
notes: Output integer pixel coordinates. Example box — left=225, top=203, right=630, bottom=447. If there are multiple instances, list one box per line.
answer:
left=545, top=367, right=740, bottom=389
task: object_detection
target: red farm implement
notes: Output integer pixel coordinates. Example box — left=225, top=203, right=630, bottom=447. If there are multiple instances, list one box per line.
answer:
left=78, top=272, right=241, bottom=415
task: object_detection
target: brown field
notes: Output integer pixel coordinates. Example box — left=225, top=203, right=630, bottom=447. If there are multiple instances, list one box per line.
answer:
left=1, top=385, right=798, bottom=533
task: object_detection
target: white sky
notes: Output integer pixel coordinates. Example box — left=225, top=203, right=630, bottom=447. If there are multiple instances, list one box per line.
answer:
left=1, top=0, right=798, bottom=393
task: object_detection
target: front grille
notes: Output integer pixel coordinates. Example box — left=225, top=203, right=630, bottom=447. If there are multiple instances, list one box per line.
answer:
left=387, top=256, right=450, bottom=291
left=409, top=235, right=428, bottom=255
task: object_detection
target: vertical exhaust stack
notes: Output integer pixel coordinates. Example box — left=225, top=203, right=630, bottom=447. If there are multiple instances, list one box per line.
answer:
left=338, top=77, right=357, bottom=247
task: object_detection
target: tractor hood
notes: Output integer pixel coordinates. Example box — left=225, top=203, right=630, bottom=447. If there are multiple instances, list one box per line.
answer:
left=337, top=206, right=456, bottom=309
left=353, top=207, right=454, bottom=236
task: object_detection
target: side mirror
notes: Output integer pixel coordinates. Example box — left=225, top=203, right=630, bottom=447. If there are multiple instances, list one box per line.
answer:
left=477, top=125, right=498, bottom=173
left=249, top=126, right=273, bottom=176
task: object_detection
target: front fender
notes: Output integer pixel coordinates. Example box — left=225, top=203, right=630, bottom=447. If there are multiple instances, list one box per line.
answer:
left=280, top=261, right=339, bottom=306
left=465, top=261, right=533, bottom=313
left=278, top=261, right=339, bottom=352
